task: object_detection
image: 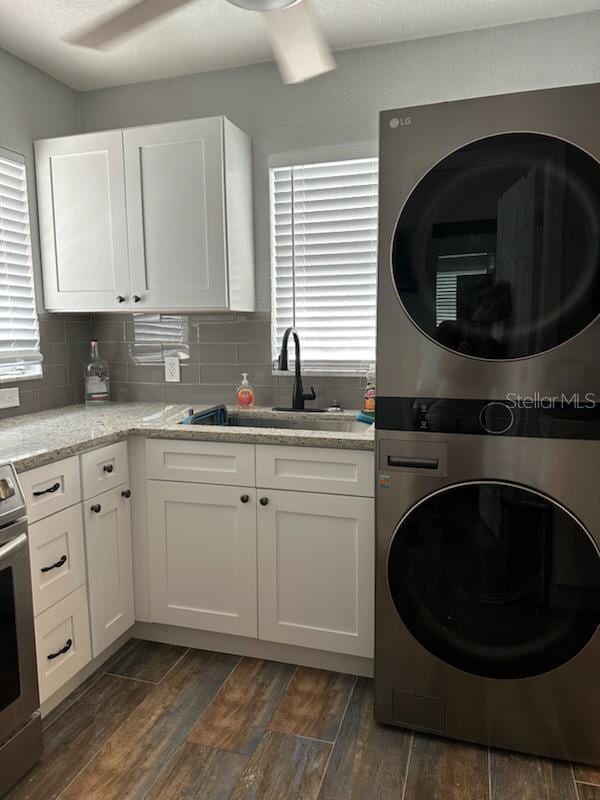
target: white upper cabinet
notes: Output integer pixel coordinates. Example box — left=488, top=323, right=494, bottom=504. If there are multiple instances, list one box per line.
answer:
left=124, top=118, right=226, bottom=310
left=35, top=131, right=129, bottom=312
left=35, top=117, right=255, bottom=313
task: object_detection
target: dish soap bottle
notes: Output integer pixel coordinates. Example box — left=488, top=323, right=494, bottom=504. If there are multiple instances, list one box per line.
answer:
left=236, top=373, right=255, bottom=409
left=363, top=363, right=376, bottom=418
left=84, top=340, right=110, bottom=405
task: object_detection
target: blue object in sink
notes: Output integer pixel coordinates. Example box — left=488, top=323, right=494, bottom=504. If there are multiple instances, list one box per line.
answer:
left=181, top=404, right=228, bottom=425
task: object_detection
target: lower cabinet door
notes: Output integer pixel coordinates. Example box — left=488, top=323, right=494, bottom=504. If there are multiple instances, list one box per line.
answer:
left=35, top=585, right=92, bottom=703
left=148, top=482, right=257, bottom=637
left=84, top=484, right=135, bottom=656
left=257, top=489, right=374, bottom=657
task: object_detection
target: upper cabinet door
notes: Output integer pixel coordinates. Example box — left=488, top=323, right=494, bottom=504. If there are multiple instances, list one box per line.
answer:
left=35, top=131, right=130, bottom=312
left=123, top=118, right=228, bottom=310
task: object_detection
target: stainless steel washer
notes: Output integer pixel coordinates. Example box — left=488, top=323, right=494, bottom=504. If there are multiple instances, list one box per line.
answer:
left=375, top=414, right=600, bottom=764
left=377, top=84, right=600, bottom=401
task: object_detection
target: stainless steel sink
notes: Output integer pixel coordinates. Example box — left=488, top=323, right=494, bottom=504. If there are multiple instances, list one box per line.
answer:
left=194, top=413, right=370, bottom=433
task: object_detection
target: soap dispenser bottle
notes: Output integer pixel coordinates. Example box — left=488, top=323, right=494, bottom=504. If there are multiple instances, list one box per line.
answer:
left=236, top=373, right=255, bottom=409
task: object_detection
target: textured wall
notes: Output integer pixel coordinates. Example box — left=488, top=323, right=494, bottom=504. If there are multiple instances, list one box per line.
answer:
left=0, top=47, right=83, bottom=418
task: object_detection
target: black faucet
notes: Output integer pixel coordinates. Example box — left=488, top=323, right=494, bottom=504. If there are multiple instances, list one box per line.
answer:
left=276, top=327, right=317, bottom=411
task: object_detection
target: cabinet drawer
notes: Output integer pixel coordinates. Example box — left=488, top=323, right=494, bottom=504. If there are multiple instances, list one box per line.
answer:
left=256, top=445, right=374, bottom=497
left=29, top=505, right=86, bottom=616
left=146, top=439, right=255, bottom=486
left=34, top=585, right=92, bottom=704
left=81, top=441, right=129, bottom=499
left=20, top=457, right=81, bottom=523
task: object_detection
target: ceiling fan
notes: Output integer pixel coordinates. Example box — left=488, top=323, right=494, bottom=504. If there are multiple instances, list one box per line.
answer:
left=65, top=0, right=335, bottom=85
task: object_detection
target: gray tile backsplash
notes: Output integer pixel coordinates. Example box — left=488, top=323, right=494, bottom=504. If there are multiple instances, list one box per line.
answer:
left=92, top=312, right=365, bottom=411
left=0, top=313, right=93, bottom=420
left=0, top=311, right=365, bottom=419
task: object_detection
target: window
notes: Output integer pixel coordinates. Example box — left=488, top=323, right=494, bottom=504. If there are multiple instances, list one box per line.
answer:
left=0, top=149, right=41, bottom=381
left=270, top=157, right=378, bottom=373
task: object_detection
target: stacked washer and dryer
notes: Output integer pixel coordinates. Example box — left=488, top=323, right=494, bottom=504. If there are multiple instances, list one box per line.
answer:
left=375, top=84, right=600, bottom=765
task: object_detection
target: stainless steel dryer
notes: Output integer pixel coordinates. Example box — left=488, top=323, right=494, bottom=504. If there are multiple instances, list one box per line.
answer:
left=377, top=84, right=600, bottom=400
left=374, top=403, right=600, bottom=764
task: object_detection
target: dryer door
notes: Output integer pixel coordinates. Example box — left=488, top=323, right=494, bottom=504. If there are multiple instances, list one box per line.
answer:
left=392, top=133, right=600, bottom=359
left=388, top=481, right=600, bottom=679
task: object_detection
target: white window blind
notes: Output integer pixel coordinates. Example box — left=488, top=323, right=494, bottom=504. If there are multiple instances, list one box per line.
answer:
left=0, top=149, right=42, bottom=381
left=270, top=157, right=378, bottom=373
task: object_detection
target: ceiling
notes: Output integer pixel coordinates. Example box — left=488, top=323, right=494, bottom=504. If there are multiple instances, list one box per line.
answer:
left=1, top=0, right=599, bottom=91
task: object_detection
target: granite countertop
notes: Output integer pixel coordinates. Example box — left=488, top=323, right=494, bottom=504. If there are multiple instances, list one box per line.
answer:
left=0, top=402, right=375, bottom=472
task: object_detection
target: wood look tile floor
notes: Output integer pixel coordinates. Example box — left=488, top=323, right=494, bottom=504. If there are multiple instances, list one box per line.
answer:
left=7, top=638, right=597, bottom=800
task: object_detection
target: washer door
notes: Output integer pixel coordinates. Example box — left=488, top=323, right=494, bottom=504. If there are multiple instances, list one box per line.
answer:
left=388, top=482, right=600, bottom=679
left=392, top=133, right=600, bottom=359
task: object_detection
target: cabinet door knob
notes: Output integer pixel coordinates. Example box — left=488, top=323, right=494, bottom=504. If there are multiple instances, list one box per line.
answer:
left=133, top=294, right=141, bottom=303
left=116, top=295, right=125, bottom=303
left=90, top=503, right=101, bottom=513
left=241, top=494, right=249, bottom=503
left=122, top=489, right=131, bottom=498
left=259, top=497, right=269, bottom=506
left=103, top=464, right=114, bottom=474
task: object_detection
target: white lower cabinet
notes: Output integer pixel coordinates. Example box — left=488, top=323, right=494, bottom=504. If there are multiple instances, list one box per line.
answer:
left=84, top=484, right=135, bottom=656
left=257, top=489, right=374, bottom=658
left=148, top=481, right=257, bottom=637
left=34, top=585, right=92, bottom=703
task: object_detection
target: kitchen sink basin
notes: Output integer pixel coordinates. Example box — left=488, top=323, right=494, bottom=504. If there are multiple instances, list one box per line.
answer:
left=188, top=412, right=370, bottom=433
left=234, top=415, right=370, bottom=433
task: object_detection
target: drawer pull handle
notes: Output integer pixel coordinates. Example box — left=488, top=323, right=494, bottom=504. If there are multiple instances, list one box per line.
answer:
left=33, top=482, right=60, bottom=497
left=47, top=639, right=73, bottom=661
left=259, top=497, right=269, bottom=506
left=91, top=504, right=101, bottom=513
left=132, top=294, right=141, bottom=303
left=41, top=554, right=67, bottom=573
left=241, top=494, right=249, bottom=503
left=103, top=464, right=114, bottom=474
left=121, top=489, right=131, bottom=498
left=387, top=456, right=439, bottom=470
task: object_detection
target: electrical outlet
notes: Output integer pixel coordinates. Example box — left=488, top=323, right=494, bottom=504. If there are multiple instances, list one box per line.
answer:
left=0, top=387, right=19, bottom=409
left=164, top=356, right=181, bottom=383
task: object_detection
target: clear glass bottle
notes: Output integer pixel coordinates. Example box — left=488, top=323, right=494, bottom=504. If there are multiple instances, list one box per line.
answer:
left=84, top=340, right=110, bottom=405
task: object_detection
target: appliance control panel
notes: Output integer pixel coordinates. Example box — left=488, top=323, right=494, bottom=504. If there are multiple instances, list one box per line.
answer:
left=377, top=397, right=600, bottom=440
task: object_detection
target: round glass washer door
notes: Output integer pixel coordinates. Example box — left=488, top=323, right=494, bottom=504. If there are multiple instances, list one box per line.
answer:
left=388, top=482, right=600, bottom=679
left=392, top=133, right=600, bottom=359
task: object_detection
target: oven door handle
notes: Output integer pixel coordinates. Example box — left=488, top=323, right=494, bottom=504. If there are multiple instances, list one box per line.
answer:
left=0, top=532, right=27, bottom=563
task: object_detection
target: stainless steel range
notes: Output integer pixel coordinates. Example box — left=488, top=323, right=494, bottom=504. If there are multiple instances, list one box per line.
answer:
left=0, top=463, right=41, bottom=795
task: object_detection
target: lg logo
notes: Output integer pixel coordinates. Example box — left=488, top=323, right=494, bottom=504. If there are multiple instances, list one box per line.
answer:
left=389, top=116, right=412, bottom=129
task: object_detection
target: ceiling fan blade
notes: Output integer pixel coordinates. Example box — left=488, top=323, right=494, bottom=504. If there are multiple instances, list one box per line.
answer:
left=260, top=0, right=335, bottom=84
left=65, top=0, right=198, bottom=49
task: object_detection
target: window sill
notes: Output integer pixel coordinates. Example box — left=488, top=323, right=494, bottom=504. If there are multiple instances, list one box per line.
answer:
left=272, top=369, right=365, bottom=379
left=0, top=368, right=43, bottom=384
